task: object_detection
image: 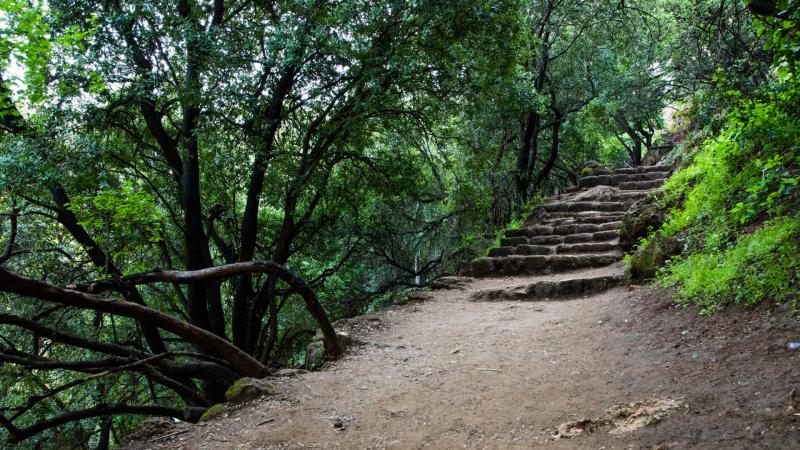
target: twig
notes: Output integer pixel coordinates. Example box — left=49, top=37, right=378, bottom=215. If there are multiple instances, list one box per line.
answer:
left=147, top=429, right=190, bottom=443
left=257, top=418, right=275, bottom=426
left=476, top=367, right=502, bottom=372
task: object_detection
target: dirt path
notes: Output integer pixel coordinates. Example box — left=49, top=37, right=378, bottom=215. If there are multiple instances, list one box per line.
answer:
left=125, top=268, right=800, bottom=449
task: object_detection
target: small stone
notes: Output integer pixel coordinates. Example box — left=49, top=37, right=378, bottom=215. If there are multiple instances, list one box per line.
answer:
left=430, top=276, right=474, bottom=290
left=274, top=368, right=307, bottom=378
left=406, top=291, right=433, bottom=303
left=787, top=342, right=800, bottom=350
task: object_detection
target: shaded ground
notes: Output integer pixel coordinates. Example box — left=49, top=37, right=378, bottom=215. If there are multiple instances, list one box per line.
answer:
left=125, top=272, right=800, bottom=449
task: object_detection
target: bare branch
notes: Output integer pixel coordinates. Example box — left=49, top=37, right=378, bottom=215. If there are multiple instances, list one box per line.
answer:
left=0, top=267, right=267, bottom=377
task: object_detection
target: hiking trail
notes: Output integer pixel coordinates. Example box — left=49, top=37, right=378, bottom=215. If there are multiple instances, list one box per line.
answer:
left=125, top=165, right=800, bottom=449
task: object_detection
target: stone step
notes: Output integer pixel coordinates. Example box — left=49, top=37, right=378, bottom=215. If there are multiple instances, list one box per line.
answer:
left=488, top=245, right=550, bottom=257
left=590, top=165, right=671, bottom=176
left=543, top=210, right=628, bottom=219
left=488, top=239, right=619, bottom=257
left=580, top=171, right=666, bottom=188
left=547, top=189, right=654, bottom=204
left=470, top=252, right=622, bottom=277
left=556, top=240, right=619, bottom=254
left=470, top=274, right=623, bottom=301
left=544, top=201, right=627, bottom=213
left=528, top=221, right=622, bottom=237
left=542, top=214, right=624, bottom=225
left=618, top=179, right=667, bottom=190
left=614, top=165, right=671, bottom=175
left=503, top=222, right=621, bottom=243
left=527, top=230, right=619, bottom=245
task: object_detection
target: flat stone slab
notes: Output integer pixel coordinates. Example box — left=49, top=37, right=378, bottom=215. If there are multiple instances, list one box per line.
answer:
left=470, top=274, right=624, bottom=302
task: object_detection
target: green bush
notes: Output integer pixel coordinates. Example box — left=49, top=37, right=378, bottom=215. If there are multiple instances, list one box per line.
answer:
left=644, top=78, right=800, bottom=312
left=659, top=216, right=800, bottom=313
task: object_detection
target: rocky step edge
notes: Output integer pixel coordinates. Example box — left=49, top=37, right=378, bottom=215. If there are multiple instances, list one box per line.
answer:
left=581, top=171, right=666, bottom=187
left=559, top=165, right=671, bottom=194
left=470, top=252, right=622, bottom=278
left=543, top=201, right=630, bottom=213
left=590, top=164, right=671, bottom=176
left=469, top=273, right=623, bottom=301
left=546, top=188, right=657, bottom=204
left=487, top=229, right=619, bottom=257
left=503, top=221, right=622, bottom=241
left=581, top=176, right=669, bottom=191
left=497, top=228, right=619, bottom=252
left=542, top=213, right=625, bottom=225
left=489, top=240, right=619, bottom=257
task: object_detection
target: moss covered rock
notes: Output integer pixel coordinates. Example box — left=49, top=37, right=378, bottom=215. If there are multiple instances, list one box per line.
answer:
left=305, top=330, right=357, bottom=370
left=224, top=377, right=275, bottom=403
left=305, top=340, right=326, bottom=370
left=619, top=196, right=666, bottom=252
left=628, top=234, right=682, bottom=281
left=199, top=403, right=226, bottom=422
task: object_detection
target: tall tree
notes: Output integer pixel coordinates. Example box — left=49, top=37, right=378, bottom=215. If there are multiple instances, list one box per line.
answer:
left=0, top=0, right=523, bottom=445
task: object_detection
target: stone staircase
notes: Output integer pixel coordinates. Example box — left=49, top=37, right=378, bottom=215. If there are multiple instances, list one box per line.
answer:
left=468, top=164, right=671, bottom=301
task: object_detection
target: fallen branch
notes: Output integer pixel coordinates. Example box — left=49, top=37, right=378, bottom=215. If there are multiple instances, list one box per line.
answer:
left=147, top=429, right=191, bottom=443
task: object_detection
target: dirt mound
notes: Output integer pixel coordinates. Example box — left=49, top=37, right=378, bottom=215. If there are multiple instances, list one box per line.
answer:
left=553, top=397, right=682, bottom=439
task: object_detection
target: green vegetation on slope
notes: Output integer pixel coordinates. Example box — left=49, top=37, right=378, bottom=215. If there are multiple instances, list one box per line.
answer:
left=632, top=2, right=800, bottom=313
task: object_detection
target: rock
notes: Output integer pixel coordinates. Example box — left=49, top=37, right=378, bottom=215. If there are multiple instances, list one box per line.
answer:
left=470, top=257, right=495, bottom=277
left=556, top=418, right=597, bottom=438
left=224, top=377, right=275, bottom=403
left=504, top=228, right=529, bottom=238
left=405, top=291, right=433, bottom=302
left=487, top=246, right=514, bottom=257
left=619, top=195, right=665, bottom=252
left=570, top=185, right=618, bottom=202
left=430, top=276, right=474, bottom=290
left=499, top=236, right=528, bottom=247
left=305, top=329, right=359, bottom=370
left=787, top=342, right=800, bottom=350
left=274, top=368, right=307, bottom=377
left=199, top=403, right=226, bottom=422
left=305, top=340, right=326, bottom=370
left=627, top=234, right=682, bottom=281
left=642, top=147, right=672, bottom=166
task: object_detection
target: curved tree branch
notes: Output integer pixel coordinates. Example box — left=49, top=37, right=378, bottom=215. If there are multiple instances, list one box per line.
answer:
left=84, top=260, right=343, bottom=358
left=0, top=313, right=236, bottom=384
left=1, top=404, right=205, bottom=444
left=0, top=267, right=267, bottom=377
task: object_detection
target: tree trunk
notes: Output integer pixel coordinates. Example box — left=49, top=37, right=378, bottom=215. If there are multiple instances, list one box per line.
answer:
left=531, top=113, right=562, bottom=194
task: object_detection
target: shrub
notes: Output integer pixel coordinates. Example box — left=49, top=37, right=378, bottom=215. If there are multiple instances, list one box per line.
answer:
left=659, top=216, right=800, bottom=313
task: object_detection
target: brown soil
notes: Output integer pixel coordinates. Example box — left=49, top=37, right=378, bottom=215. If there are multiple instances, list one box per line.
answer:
left=124, top=273, right=800, bottom=449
